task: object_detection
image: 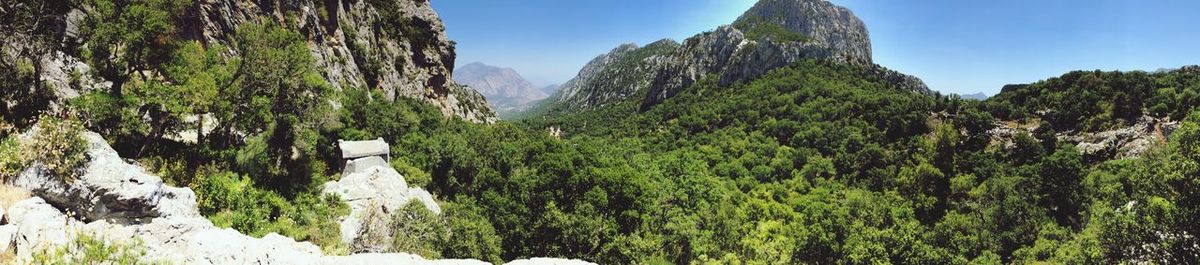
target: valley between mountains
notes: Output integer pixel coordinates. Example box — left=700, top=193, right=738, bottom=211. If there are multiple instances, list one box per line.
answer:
left=1, top=0, right=1198, bottom=264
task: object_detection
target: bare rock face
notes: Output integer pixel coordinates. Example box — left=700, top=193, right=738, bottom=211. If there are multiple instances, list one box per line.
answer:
left=988, top=116, right=1178, bottom=158
left=188, top=0, right=495, bottom=123
left=734, top=0, right=872, bottom=65
left=544, top=0, right=929, bottom=115
left=33, top=0, right=495, bottom=123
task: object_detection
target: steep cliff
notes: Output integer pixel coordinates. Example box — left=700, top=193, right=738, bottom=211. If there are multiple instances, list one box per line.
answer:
left=539, top=0, right=930, bottom=115
left=37, top=0, right=495, bottom=123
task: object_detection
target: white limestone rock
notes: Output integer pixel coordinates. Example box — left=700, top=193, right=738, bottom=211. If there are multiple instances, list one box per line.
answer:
left=323, top=166, right=441, bottom=249
left=504, top=258, right=599, bottom=265
left=7, top=197, right=74, bottom=261
left=0, top=225, right=16, bottom=253
left=13, top=131, right=193, bottom=221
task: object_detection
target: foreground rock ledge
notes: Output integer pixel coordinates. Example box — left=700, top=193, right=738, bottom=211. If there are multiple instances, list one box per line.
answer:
left=1, top=131, right=594, bottom=265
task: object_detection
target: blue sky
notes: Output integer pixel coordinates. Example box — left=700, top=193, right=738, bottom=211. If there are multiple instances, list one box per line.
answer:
left=433, top=0, right=1200, bottom=95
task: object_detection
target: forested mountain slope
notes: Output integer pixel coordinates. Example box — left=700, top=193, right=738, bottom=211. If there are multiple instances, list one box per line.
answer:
left=529, top=0, right=929, bottom=117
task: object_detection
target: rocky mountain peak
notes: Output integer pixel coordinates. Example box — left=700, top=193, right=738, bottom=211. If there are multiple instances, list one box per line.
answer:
left=535, top=0, right=926, bottom=115
left=733, top=0, right=872, bottom=64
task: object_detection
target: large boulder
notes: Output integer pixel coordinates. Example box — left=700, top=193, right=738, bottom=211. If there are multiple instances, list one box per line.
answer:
left=13, top=131, right=199, bottom=221
left=322, top=166, right=441, bottom=250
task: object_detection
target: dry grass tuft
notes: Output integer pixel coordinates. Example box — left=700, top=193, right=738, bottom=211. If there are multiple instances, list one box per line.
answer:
left=0, top=184, right=31, bottom=212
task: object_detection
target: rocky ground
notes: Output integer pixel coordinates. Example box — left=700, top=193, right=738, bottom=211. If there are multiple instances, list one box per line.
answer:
left=0, top=129, right=592, bottom=264
left=989, top=116, right=1179, bottom=158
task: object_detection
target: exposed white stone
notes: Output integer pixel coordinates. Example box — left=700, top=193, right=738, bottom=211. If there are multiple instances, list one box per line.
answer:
left=504, top=258, right=600, bottom=265
left=323, top=165, right=441, bottom=249
left=7, top=197, right=74, bottom=260
left=13, top=131, right=192, bottom=221
left=0, top=225, right=16, bottom=253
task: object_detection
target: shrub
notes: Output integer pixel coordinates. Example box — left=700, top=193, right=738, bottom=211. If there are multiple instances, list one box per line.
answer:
left=0, top=135, right=24, bottom=181
left=440, top=201, right=503, bottom=263
left=30, top=233, right=158, bottom=265
left=390, top=201, right=448, bottom=258
left=5, top=116, right=91, bottom=183
left=192, top=169, right=349, bottom=253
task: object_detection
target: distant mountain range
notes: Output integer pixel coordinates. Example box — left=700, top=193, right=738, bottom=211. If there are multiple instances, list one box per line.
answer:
left=959, top=92, right=990, bottom=100
left=454, top=62, right=551, bottom=117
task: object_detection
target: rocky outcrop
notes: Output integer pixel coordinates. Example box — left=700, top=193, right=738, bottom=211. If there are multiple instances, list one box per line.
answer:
left=0, top=130, right=594, bottom=264
left=322, top=166, right=440, bottom=251
left=13, top=131, right=200, bottom=222
left=549, top=40, right=680, bottom=112
left=454, top=62, right=549, bottom=116
left=541, top=0, right=930, bottom=115
left=988, top=116, right=1179, bottom=158
left=733, top=0, right=871, bottom=65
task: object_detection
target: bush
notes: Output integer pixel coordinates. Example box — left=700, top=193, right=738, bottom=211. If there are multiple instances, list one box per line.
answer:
left=390, top=201, right=448, bottom=259
left=31, top=233, right=158, bottom=265
left=440, top=201, right=503, bottom=263
left=0, top=135, right=23, bottom=181
left=25, top=116, right=90, bottom=183
left=192, top=169, right=349, bottom=253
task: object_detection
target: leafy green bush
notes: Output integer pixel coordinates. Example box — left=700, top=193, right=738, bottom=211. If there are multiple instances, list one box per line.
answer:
left=390, top=201, right=448, bottom=259
left=0, top=135, right=23, bottom=181
left=192, top=169, right=349, bottom=254
left=439, top=201, right=503, bottom=263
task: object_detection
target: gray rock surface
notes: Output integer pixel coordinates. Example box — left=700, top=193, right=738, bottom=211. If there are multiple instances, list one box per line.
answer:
left=989, top=116, right=1178, bottom=158
left=543, top=0, right=930, bottom=114
left=13, top=131, right=199, bottom=221
left=454, top=62, right=549, bottom=116
left=322, top=166, right=441, bottom=251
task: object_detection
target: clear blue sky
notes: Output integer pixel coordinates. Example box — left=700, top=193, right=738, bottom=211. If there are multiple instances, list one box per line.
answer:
left=433, top=0, right=1200, bottom=95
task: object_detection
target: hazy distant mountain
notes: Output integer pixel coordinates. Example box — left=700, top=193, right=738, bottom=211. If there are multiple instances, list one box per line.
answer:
left=959, top=92, right=989, bottom=100
left=540, top=84, right=561, bottom=95
left=454, top=62, right=549, bottom=117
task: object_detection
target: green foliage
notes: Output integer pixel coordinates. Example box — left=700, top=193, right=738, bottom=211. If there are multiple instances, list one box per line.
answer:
left=192, top=168, right=349, bottom=254
left=31, top=233, right=160, bottom=265
left=0, top=134, right=23, bottom=181
left=80, top=0, right=191, bottom=94
left=439, top=201, right=504, bottom=263
left=25, top=116, right=90, bottom=183
left=734, top=15, right=809, bottom=43
left=390, top=201, right=450, bottom=259
left=988, top=66, right=1200, bottom=131
left=0, top=57, right=54, bottom=128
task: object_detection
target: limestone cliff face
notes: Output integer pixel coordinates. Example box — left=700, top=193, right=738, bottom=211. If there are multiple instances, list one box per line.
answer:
left=734, top=0, right=872, bottom=65
left=36, top=0, right=494, bottom=123
left=543, top=0, right=930, bottom=115
left=189, top=0, right=495, bottom=123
